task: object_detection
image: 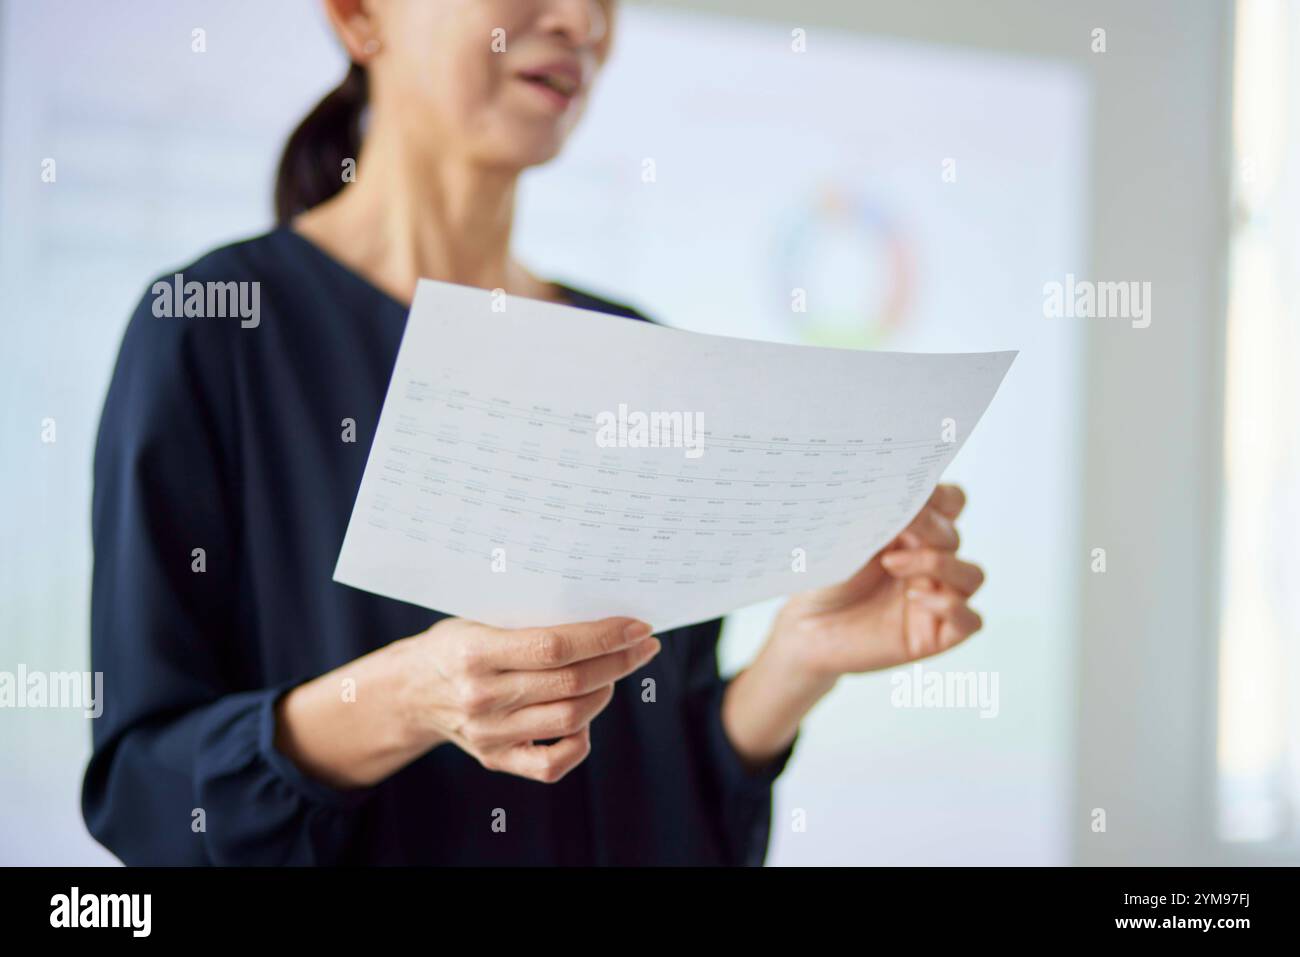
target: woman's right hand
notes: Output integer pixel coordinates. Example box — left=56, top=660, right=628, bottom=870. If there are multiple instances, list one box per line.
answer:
left=394, top=616, right=661, bottom=783
left=276, top=616, right=660, bottom=790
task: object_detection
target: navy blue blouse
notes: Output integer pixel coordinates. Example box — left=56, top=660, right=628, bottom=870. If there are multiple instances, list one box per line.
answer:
left=83, top=227, right=795, bottom=865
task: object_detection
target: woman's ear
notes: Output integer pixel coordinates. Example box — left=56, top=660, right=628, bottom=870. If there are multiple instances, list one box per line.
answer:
left=320, top=0, right=384, bottom=64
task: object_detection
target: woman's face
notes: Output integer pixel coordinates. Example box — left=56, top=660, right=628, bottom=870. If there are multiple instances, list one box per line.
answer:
left=365, top=0, right=616, bottom=170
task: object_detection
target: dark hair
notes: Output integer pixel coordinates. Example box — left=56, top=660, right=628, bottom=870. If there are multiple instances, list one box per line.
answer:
left=274, top=63, right=369, bottom=223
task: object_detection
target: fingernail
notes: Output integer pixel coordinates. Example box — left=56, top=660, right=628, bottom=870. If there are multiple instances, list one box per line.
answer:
left=624, top=620, right=653, bottom=641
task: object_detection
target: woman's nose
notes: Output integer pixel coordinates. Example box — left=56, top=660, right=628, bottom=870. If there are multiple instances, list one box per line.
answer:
left=540, top=0, right=609, bottom=48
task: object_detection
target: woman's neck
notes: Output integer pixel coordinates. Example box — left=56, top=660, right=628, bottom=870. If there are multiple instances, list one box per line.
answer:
left=292, top=131, right=558, bottom=306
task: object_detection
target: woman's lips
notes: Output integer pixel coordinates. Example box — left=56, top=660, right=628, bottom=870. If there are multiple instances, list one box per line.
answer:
left=516, top=62, right=584, bottom=111
left=517, top=75, right=577, bottom=111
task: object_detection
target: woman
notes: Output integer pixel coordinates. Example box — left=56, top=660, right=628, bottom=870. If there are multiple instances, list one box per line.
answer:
left=83, top=0, right=986, bottom=866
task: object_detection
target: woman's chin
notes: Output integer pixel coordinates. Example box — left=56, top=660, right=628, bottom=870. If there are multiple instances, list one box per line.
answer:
left=481, top=134, right=569, bottom=172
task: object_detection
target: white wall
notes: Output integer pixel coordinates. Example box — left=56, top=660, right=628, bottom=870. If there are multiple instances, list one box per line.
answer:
left=697, top=0, right=1239, bottom=868
left=695, top=0, right=1236, bottom=865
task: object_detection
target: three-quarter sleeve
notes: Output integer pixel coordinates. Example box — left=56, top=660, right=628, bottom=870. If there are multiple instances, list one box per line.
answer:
left=678, top=619, right=797, bottom=866
left=82, top=284, right=374, bottom=865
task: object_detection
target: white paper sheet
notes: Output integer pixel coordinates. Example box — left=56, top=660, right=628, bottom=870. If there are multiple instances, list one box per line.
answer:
left=334, top=280, right=1016, bottom=631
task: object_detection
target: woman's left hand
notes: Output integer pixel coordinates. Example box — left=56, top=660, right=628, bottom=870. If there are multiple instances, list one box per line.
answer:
left=769, top=484, right=985, bottom=684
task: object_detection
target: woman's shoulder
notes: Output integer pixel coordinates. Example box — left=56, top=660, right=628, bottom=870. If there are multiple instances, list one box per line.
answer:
left=99, top=236, right=286, bottom=470
left=111, top=231, right=294, bottom=401
left=137, top=228, right=299, bottom=302
left=121, top=227, right=344, bottom=356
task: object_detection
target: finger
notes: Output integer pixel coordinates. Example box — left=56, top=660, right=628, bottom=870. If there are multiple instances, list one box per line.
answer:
left=504, top=636, right=661, bottom=708
left=938, top=616, right=981, bottom=649
left=929, top=484, right=967, bottom=520
left=464, top=685, right=615, bottom=749
left=880, top=549, right=984, bottom=596
left=498, top=726, right=592, bottom=783
left=471, top=617, right=653, bottom=672
left=906, top=587, right=983, bottom=644
left=902, top=505, right=960, bottom=550
left=905, top=595, right=942, bottom=658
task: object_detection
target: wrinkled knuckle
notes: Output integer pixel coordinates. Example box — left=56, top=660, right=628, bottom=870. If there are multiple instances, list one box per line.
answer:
left=553, top=666, right=583, bottom=698
left=451, top=677, right=475, bottom=709
left=534, top=630, right=569, bottom=666
left=460, top=719, right=489, bottom=747
left=929, top=594, right=956, bottom=614
left=456, top=678, right=493, bottom=716
left=554, top=701, right=584, bottom=735
left=597, top=624, right=622, bottom=654
left=448, top=639, right=479, bottom=676
left=539, top=754, right=566, bottom=784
